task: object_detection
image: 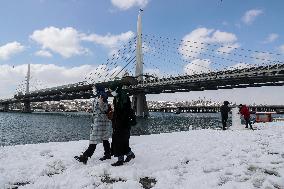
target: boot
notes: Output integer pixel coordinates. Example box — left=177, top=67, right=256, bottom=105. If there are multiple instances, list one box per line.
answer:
left=99, top=155, right=111, bottom=161
left=74, top=155, right=88, bottom=164
left=125, top=153, right=135, bottom=162
left=111, top=160, right=124, bottom=166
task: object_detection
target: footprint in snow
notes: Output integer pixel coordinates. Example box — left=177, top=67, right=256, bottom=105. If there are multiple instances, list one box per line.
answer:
left=40, top=149, right=54, bottom=158
left=41, top=159, right=66, bottom=177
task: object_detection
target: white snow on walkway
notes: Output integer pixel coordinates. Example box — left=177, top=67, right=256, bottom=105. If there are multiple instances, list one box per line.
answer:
left=1, top=122, right=284, bottom=189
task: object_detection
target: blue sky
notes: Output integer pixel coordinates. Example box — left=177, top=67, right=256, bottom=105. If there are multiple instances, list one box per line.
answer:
left=0, top=0, right=284, bottom=104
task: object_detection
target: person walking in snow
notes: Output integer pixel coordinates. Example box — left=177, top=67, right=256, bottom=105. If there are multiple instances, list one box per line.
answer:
left=239, top=104, right=254, bottom=130
left=109, top=83, right=136, bottom=166
left=74, top=87, right=112, bottom=164
left=220, top=101, right=230, bottom=130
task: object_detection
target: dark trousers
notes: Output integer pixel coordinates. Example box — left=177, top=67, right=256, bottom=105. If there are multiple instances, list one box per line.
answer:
left=245, top=118, right=253, bottom=129
left=221, top=118, right=228, bottom=130
left=111, top=129, right=131, bottom=157
left=83, top=140, right=111, bottom=158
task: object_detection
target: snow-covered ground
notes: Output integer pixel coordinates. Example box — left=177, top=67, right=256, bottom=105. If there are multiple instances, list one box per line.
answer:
left=1, top=113, right=284, bottom=188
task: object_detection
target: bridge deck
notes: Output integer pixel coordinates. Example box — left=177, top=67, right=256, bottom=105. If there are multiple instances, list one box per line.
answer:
left=1, top=64, right=284, bottom=104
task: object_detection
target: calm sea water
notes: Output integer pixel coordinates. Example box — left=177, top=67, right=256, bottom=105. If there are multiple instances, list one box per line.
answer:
left=0, top=112, right=282, bottom=146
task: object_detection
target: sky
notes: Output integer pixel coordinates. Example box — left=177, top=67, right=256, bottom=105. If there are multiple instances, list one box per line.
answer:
left=0, top=0, right=284, bottom=104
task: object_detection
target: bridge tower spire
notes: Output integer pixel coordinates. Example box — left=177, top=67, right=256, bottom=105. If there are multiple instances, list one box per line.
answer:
left=23, top=63, right=31, bottom=113
left=133, top=9, right=149, bottom=117
left=135, top=9, right=143, bottom=80
left=26, top=63, right=30, bottom=95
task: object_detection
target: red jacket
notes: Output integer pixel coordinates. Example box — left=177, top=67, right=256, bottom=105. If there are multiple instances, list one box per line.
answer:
left=240, top=105, right=250, bottom=119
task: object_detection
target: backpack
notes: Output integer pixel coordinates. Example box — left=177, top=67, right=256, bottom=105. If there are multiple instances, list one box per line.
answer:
left=106, top=104, right=113, bottom=120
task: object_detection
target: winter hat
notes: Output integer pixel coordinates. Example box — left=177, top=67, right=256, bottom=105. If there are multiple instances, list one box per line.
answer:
left=101, top=93, right=108, bottom=103
left=96, top=85, right=105, bottom=93
left=109, top=81, right=122, bottom=92
left=224, top=101, right=229, bottom=105
left=96, top=86, right=108, bottom=102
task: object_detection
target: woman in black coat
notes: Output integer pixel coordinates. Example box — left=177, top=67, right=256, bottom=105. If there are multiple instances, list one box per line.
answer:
left=220, top=101, right=230, bottom=130
left=110, top=85, right=135, bottom=166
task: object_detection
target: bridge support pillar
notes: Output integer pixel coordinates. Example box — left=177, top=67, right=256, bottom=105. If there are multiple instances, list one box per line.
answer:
left=133, top=93, right=149, bottom=117
left=4, top=104, right=9, bottom=112
left=23, top=101, right=31, bottom=113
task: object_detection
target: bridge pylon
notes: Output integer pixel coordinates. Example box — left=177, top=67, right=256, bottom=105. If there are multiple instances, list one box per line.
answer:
left=133, top=9, right=149, bottom=117
left=23, top=64, right=31, bottom=113
left=4, top=103, right=9, bottom=112
left=23, top=100, right=31, bottom=113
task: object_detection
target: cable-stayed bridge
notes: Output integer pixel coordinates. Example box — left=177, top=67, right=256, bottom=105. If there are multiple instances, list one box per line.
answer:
left=1, top=61, right=283, bottom=114
left=2, top=63, right=283, bottom=102
left=130, top=64, right=284, bottom=94
left=1, top=11, right=284, bottom=115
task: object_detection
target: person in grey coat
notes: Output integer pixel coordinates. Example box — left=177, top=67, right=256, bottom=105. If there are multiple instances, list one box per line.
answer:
left=74, top=88, right=112, bottom=164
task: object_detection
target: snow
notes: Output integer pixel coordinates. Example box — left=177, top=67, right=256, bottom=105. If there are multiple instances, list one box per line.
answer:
left=1, top=117, right=284, bottom=188
left=231, top=107, right=242, bottom=129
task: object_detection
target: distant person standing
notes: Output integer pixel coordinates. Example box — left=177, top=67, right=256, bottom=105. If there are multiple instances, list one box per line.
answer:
left=220, top=101, right=230, bottom=130
left=239, top=104, right=254, bottom=130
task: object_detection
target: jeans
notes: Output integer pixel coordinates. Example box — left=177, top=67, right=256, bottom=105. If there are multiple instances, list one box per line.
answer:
left=245, top=118, right=253, bottom=129
left=221, top=118, right=228, bottom=130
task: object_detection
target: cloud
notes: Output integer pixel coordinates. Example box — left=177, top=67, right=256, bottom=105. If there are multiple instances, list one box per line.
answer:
left=179, top=27, right=239, bottom=60
left=263, top=33, right=279, bottom=43
left=81, top=31, right=134, bottom=49
left=251, top=52, right=274, bottom=64
left=0, top=64, right=127, bottom=98
left=30, top=27, right=135, bottom=58
left=144, top=68, right=160, bottom=77
left=242, top=9, right=263, bottom=25
left=179, top=28, right=213, bottom=60
left=0, top=42, right=24, bottom=60
left=0, top=64, right=92, bottom=93
left=30, top=27, right=88, bottom=58
left=142, top=42, right=151, bottom=53
left=35, top=50, right=52, bottom=58
left=210, top=30, right=237, bottom=43
left=0, top=64, right=30, bottom=98
left=111, top=0, right=149, bottom=10
left=184, top=59, right=211, bottom=75
left=81, top=31, right=135, bottom=56
left=216, top=43, right=240, bottom=55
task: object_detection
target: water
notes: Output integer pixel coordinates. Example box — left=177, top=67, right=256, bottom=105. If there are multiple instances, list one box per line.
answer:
left=0, top=112, right=283, bottom=146
left=0, top=112, right=92, bottom=146
left=132, top=112, right=227, bottom=135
